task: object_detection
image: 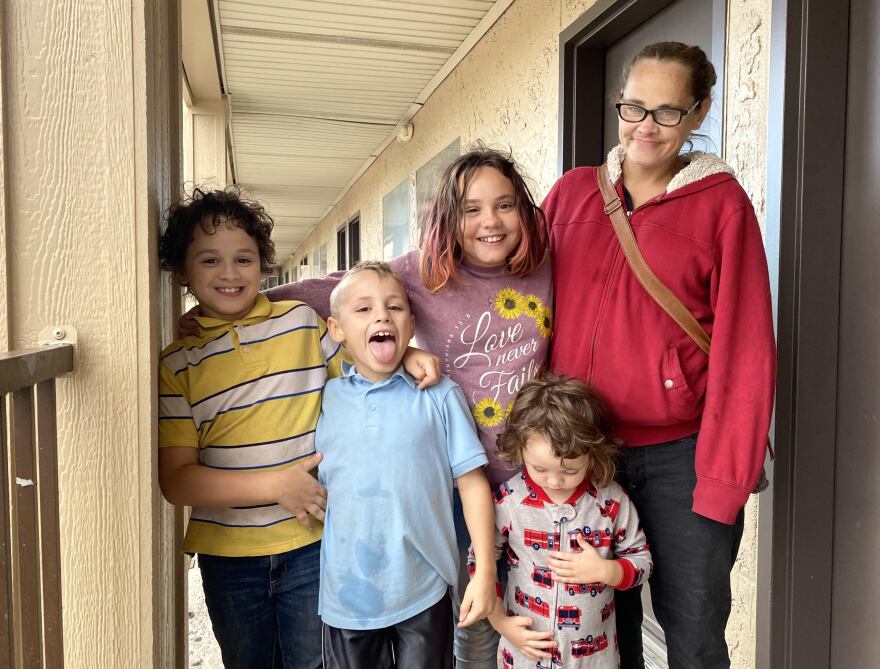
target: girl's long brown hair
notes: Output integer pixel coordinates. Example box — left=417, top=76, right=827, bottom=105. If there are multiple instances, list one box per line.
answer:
left=418, top=145, right=548, bottom=293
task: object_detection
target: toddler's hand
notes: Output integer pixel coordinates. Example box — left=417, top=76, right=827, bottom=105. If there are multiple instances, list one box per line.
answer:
left=547, top=534, right=622, bottom=586
left=457, top=574, right=495, bottom=628
left=402, top=346, right=441, bottom=389
left=177, top=305, right=201, bottom=338
left=495, top=615, right=555, bottom=661
left=275, top=453, right=327, bottom=531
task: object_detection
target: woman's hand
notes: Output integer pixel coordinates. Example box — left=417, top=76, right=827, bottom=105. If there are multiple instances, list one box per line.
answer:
left=547, top=533, right=622, bottom=586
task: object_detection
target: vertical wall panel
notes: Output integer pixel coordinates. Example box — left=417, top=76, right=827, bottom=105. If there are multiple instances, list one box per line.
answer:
left=2, top=0, right=179, bottom=666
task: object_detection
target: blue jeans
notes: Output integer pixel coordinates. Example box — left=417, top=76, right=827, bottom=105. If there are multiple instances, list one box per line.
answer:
left=615, top=435, right=745, bottom=669
left=450, top=489, right=500, bottom=669
left=198, top=541, right=322, bottom=669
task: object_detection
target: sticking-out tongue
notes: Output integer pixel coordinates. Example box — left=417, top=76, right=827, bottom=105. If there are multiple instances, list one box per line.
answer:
left=369, top=337, right=397, bottom=364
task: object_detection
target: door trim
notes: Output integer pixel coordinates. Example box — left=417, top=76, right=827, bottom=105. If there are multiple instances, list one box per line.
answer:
left=768, top=1, right=850, bottom=667
left=557, top=0, right=725, bottom=174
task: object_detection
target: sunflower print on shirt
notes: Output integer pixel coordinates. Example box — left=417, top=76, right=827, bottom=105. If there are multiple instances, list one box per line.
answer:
left=469, top=289, right=553, bottom=428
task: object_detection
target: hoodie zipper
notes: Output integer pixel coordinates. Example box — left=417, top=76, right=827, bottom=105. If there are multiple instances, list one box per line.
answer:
left=585, top=190, right=665, bottom=383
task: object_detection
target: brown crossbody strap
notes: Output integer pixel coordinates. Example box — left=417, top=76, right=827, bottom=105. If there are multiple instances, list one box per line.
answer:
left=596, top=164, right=711, bottom=356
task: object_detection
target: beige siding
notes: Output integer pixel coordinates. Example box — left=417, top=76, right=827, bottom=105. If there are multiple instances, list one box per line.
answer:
left=283, top=1, right=773, bottom=666
left=1, top=1, right=179, bottom=666
left=724, top=2, right=773, bottom=665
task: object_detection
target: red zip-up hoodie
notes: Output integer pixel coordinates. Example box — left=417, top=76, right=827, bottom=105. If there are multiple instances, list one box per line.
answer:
left=543, top=148, right=776, bottom=524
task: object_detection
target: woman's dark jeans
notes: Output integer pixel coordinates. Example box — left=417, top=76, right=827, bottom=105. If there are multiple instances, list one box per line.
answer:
left=615, top=434, right=745, bottom=669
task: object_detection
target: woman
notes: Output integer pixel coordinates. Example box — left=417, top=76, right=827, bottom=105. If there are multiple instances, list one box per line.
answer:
left=543, top=42, right=776, bottom=668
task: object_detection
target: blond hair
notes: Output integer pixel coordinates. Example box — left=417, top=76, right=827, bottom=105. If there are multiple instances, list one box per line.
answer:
left=329, top=260, right=408, bottom=317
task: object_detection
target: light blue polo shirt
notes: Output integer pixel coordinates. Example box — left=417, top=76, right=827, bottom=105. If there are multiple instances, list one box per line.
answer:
left=315, top=365, right=487, bottom=630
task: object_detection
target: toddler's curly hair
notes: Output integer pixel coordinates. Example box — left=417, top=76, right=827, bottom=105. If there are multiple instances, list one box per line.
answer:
left=497, top=373, right=619, bottom=486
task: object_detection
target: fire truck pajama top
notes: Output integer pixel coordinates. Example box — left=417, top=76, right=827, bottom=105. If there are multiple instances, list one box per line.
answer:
left=315, top=365, right=488, bottom=630
left=471, top=471, right=652, bottom=668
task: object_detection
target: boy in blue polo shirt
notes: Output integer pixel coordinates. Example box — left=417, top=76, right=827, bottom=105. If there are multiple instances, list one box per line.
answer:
left=316, top=261, right=496, bottom=668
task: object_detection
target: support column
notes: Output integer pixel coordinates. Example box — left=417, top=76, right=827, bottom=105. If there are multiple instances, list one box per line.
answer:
left=1, top=1, right=181, bottom=666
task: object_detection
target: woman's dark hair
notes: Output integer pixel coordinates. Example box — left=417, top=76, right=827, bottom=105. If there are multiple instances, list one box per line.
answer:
left=618, top=41, right=717, bottom=111
left=158, top=186, right=275, bottom=275
left=497, top=373, right=619, bottom=487
left=418, top=144, right=549, bottom=293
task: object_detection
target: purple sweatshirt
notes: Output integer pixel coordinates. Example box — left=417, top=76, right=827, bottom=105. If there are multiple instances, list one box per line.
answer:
left=266, top=250, right=553, bottom=486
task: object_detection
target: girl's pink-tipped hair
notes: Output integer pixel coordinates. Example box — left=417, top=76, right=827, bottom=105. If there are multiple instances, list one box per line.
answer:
left=418, top=145, right=549, bottom=293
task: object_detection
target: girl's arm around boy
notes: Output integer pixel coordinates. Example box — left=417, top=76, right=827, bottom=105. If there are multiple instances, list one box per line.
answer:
left=455, top=467, right=497, bottom=628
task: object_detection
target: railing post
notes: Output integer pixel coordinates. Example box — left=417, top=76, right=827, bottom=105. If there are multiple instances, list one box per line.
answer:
left=0, top=398, right=16, bottom=668
left=0, top=345, right=73, bottom=669
left=36, top=380, right=64, bottom=668
left=12, top=387, right=42, bottom=668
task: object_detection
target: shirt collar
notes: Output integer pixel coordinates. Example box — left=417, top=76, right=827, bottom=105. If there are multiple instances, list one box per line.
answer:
left=523, top=469, right=594, bottom=506
left=194, top=293, right=271, bottom=331
left=341, top=362, right=417, bottom=389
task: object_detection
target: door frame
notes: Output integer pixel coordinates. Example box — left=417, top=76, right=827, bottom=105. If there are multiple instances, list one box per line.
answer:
left=767, top=0, right=850, bottom=667
left=557, top=0, right=726, bottom=173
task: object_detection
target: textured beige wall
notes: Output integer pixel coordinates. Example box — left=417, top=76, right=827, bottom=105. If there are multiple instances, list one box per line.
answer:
left=283, top=2, right=773, bottom=667
left=0, top=6, right=8, bottom=352
left=724, top=2, right=772, bottom=667
left=283, top=0, right=598, bottom=275
left=1, top=1, right=179, bottom=667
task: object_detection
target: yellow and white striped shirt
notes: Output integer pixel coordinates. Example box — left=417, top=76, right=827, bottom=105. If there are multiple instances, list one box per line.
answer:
left=159, top=294, right=343, bottom=557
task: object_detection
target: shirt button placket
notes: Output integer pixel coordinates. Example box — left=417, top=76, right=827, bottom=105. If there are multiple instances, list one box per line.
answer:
left=365, top=391, right=377, bottom=429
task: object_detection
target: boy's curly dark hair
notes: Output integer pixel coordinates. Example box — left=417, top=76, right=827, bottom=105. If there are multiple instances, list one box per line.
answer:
left=497, top=373, right=619, bottom=486
left=158, top=186, right=276, bottom=274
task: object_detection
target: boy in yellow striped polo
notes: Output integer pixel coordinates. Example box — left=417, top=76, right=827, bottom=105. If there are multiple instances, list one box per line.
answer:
left=157, top=187, right=342, bottom=669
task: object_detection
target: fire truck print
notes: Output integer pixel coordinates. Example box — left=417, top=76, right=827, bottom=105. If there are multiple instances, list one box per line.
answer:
left=598, top=498, right=620, bottom=520
left=522, top=484, right=545, bottom=509
left=514, top=586, right=549, bottom=617
left=501, top=647, right=514, bottom=669
left=601, top=600, right=616, bottom=621
left=495, top=481, right=513, bottom=503
left=505, top=544, right=520, bottom=568
left=564, top=581, right=607, bottom=597
left=568, top=526, right=613, bottom=550
left=571, top=633, right=609, bottom=658
left=525, top=528, right=562, bottom=550
left=532, top=565, right=553, bottom=589
left=536, top=647, right=562, bottom=669
left=556, top=605, right=581, bottom=630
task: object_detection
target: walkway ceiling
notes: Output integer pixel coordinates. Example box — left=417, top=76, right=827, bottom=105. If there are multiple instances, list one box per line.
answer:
left=210, top=0, right=510, bottom=263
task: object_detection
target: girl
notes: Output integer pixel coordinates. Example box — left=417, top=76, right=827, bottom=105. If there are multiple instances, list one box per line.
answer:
left=471, top=373, right=652, bottom=668
left=543, top=42, right=776, bottom=668
left=211, top=147, right=553, bottom=667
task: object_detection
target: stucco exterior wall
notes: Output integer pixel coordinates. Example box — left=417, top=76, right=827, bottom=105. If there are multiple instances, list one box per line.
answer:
left=1, top=1, right=179, bottom=667
left=282, top=2, right=773, bottom=666
left=283, top=0, right=596, bottom=276
left=723, top=2, right=772, bottom=667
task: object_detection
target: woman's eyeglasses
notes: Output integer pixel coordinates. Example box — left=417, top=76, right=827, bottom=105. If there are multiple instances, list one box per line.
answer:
left=615, top=99, right=702, bottom=127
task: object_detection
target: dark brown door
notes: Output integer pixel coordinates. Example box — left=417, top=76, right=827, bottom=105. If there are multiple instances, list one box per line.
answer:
left=830, top=0, right=880, bottom=664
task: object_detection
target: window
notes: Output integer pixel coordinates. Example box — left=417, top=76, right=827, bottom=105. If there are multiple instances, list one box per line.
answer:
left=336, top=225, right=347, bottom=271
left=314, top=243, right=327, bottom=276
left=348, top=217, right=360, bottom=266
left=416, top=139, right=460, bottom=224
left=337, top=215, right=360, bottom=270
left=383, top=178, right=412, bottom=260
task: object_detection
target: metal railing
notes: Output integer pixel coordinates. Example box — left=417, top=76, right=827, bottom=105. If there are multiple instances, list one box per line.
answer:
left=1, top=344, right=73, bottom=669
